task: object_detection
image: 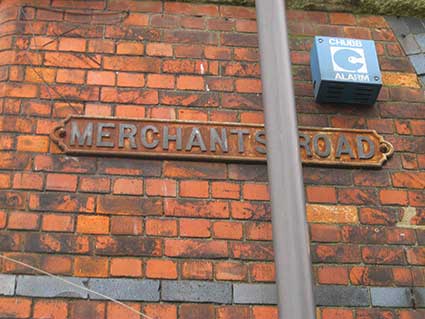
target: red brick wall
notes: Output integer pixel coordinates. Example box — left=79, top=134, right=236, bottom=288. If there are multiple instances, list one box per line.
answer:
left=0, top=1, right=424, bottom=318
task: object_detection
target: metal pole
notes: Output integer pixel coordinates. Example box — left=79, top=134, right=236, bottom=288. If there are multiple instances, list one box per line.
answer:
left=254, top=1, right=316, bottom=319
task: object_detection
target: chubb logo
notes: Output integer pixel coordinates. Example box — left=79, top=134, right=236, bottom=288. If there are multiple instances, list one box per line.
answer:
left=330, top=47, right=368, bottom=74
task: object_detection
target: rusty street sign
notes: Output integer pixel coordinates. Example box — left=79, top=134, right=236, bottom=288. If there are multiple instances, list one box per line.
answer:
left=51, top=116, right=394, bottom=167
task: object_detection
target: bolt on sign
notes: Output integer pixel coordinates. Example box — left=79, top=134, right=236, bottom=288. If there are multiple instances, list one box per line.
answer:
left=51, top=116, right=394, bottom=168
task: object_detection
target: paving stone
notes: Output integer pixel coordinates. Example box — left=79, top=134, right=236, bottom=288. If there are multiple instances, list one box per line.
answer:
left=89, top=279, right=159, bottom=301
left=403, top=17, right=425, bottom=34
left=399, top=34, right=421, bottom=55
left=415, top=34, right=425, bottom=51
left=409, top=53, right=425, bottom=74
left=16, top=276, right=88, bottom=298
left=413, top=288, right=425, bottom=307
left=314, top=285, right=370, bottom=307
left=162, top=280, right=232, bottom=304
left=233, top=284, right=277, bottom=304
left=0, top=275, right=15, bottom=296
left=386, top=16, right=410, bottom=36
left=371, top=287, right=412, bottom=307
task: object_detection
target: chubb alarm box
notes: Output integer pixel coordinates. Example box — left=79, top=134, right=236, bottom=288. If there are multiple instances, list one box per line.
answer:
left=310, top=36, right=382, bottom=105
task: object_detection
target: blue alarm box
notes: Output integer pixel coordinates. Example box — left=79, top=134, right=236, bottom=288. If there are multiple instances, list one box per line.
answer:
left=310, top=36, right=382, bottom=105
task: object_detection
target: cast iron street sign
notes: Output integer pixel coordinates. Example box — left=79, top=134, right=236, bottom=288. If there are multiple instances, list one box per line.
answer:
left=51, top=116, right=394, bottom=167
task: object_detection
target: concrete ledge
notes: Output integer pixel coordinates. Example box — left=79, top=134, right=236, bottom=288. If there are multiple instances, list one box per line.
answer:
left=1, top=274, right=422, bottom=307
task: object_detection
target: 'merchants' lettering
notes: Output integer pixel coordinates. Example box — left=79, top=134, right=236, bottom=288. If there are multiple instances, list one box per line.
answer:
left=51, top=116, right=394, bottom=167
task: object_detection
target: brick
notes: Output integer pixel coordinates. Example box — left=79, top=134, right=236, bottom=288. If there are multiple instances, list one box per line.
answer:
left=146, top=43, right=173, bottom=56
left=59, top=38, right=86, bottom=52
left=87, top=71, right=115, bottom=86
left=182, top=261, right=213, bottom=280
left=306, top=186, right=337, bottom=203
left=88, top=279, right=159, bottom=301
left=164, top=30, right=217, bottom=45
left=97, top=196, right=162, bottom=216
left=178, top=109, right=208, bottom=121
left=212, top=182, right=240, bottom=199
left=213, top=221, right=243, bottom=239
left=315, top=285, right=369, bottom=306
left=0, top=274, right=15, bottom=296
left=306, top=205, right=358, bottom=224
left=107, top=303, right=142, bottom=319
left=407, top=247, right=425, bottom=265
left=147, top=74, right=175, bottom=89
left=0, top=117, right=33, bottom=133
left=8, top=212, right=39, bottom=230
left=146, top=259, right=178, bottom=279
left=151, top=14, right=179, bottom=29
left=0, top=297, right=31, bottom=318
left=117, top=73, right=145, bottom=87
left=338, top=188, right=378, bottom=205
left=243, top=183, right=269, bottom=200
left=217, top=306, right=249, bottom=319
left=359, top=207, right=398, bottom=225
left=42, top=214, right=74, bottom=232
left=165, top=239, right=228, bottom=258
left=165, top=199, right=229, bottom=219
left=216, top=261, right=247, bottom=281
left=177, top=75, right=205, bottom=90
left=180, top=219, right=211, bottom=238
left=204, top=46, right=231, bottom=60
left=312, top=244, right=360, bottom=263
left=317, top=266, right=349, bottom=285
left=392, top=172, right=425, bottom=189
left=74, top=256, right=108, bottom=277
left=235, top=79, right=262, bottom=93
left=34, top=300, right=68, bottom=319
left=250, top=263, right=276, bottom=282
left=88, top=39, right=115, bottom=53
left=165, top=2, right=218, bottom=16
left=17, top=136, right=49, bottom=152
left=362, top=246, right=405, bottom=265
left=45, top=52, right=100, bottom=69
left=349, top=266, right=393, bottom=286
left=0, top=191, right=26, bottom=210
left=231, top=202, right=271, bottom=221
left=162, top=280, right=231, bottom=303
left=24, top=233, right=90, bottom=254
left=144, top=304, right=177, bottom=319
left=145, top=219, right=177, bottom=237
left=46, top=173, right=77, bottom=192
left=25, top=67, right=56, bottom=83
left=252, top=306, right=278, bottom=319
left=146, top=179, right=176, bottom=197
left=329, top=12, right=356, bottom=25
left=179, top=304, right=214, bottom=319
left=104, top=56, right=161, bottom=72
left=16, top=275, right=88, bottom=298
left=234, top=283, right=277, bottom=304
left=371, top=287, right=412, bottom=307
left=113, top=178, right=143, bottom=195
left=0, top=211, right=6, bottom=229
left=246, top=222, right=272, bottom=241
left=230, top=242, right=274, bottom=261
left=13, top=173, right=43, bottom=190
left=69, top=301, right=105, bottom=319
left=79, top=177, right=110, bottom=193
left=77, top=215, right=109, bottom=234
left=101, top=87, right=158, bottom=104
left=42, top=255, right=72, bottom=275
left=380, top=189, right=409, bottom=205
left=95, top=236, right=161, bottom=257
left=124, top=12, right=149, bottom=26
left=110, top=258, right=142, bottom=277
left=322, top=309, right=354, bottom=319
left=117, top=41, right=145, bottom=55
left=382, top=72, right=420, bottom=88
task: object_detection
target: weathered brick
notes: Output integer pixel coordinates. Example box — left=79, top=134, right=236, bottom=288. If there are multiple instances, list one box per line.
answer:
left=95, top=236, right=162, bottom=257
left=0, top=297, right=32, bottom=318
left=97, top=196, right=162, bottom=216
left=74, top=256, right=108, bottom=277
left=215, top=261, right=247, bottom=281
left=165, top=199, right=229, bottom=218
left=8, top=212, right=39, bottom=230
left=77, top=215, right=109, bottom=234
left=182, top=261, right=213, bottom=280
left=33, top=300, right=68, bottom=319
left=165, top=239, right=228, bottom=258
left=146, top=259, right=178, bottom=279
left=110, top=258, right=142, bottom=277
